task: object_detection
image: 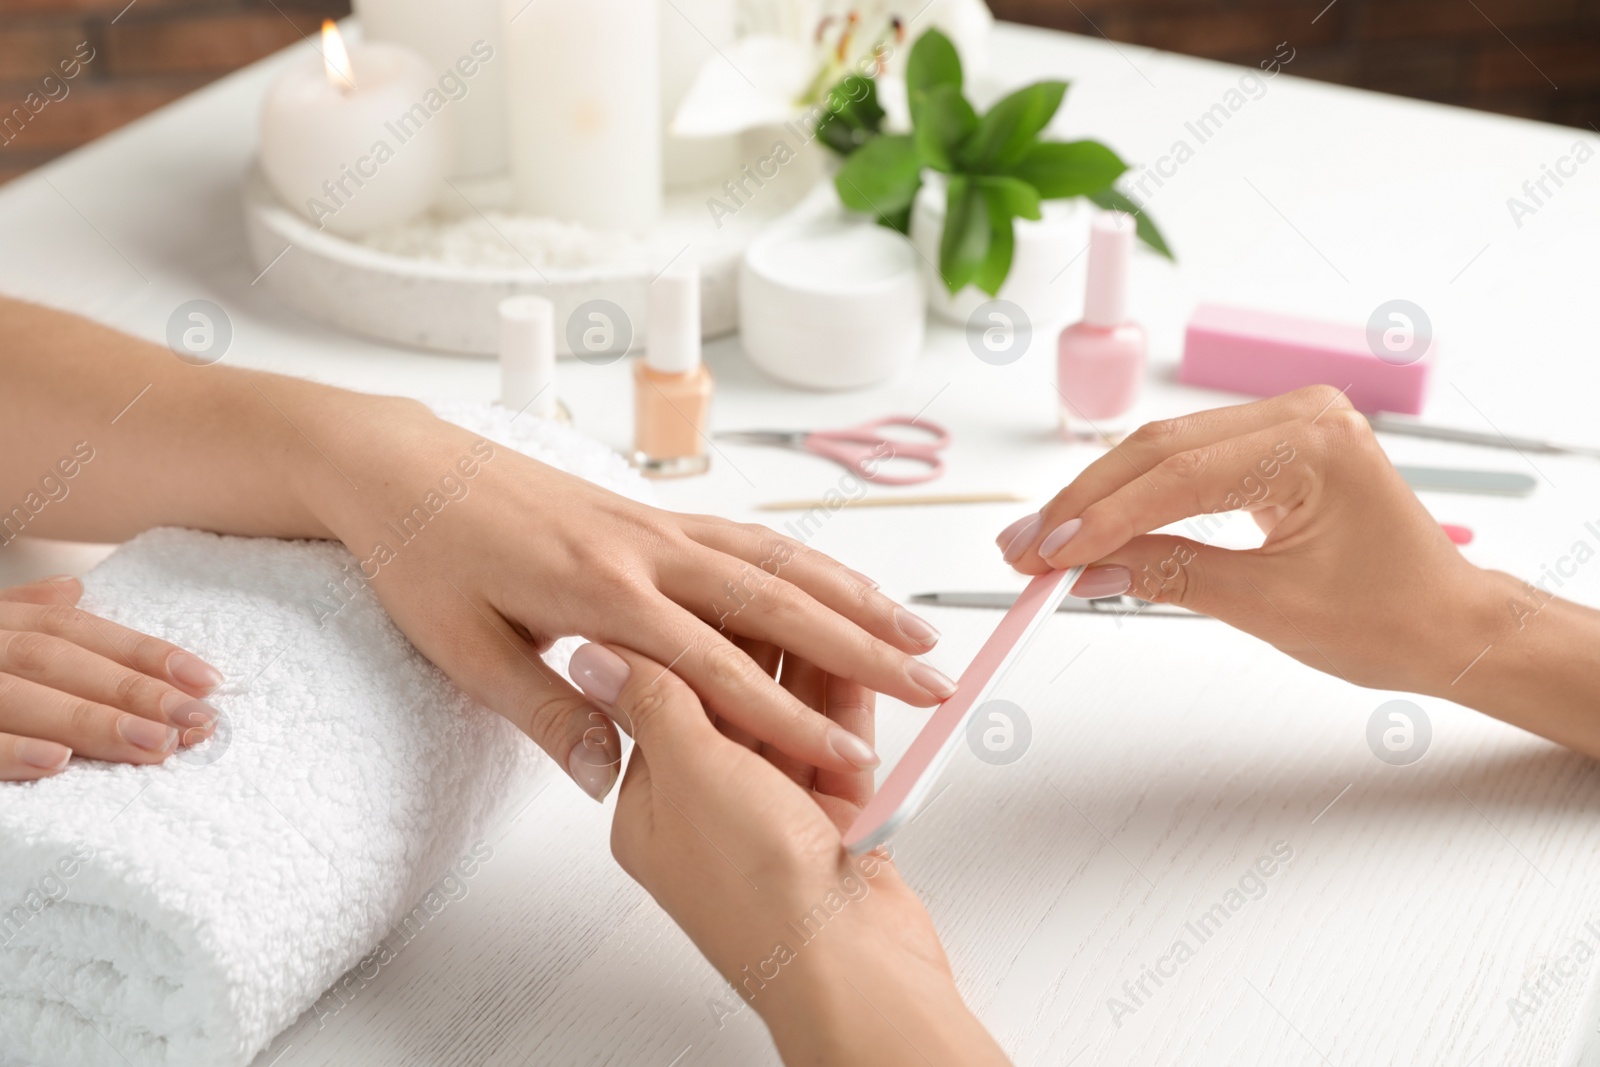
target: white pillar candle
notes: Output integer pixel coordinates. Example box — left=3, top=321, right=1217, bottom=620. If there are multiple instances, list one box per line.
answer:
left=259, top=21, right=448, bottom=238
left=352, top=0, right=508, bottom=177
left=505, top=0, right=661, bottom=232
left=660, top=0, right=738, bottom=188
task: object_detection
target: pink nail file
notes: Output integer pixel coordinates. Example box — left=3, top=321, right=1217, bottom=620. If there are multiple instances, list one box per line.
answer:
left=844, top=566, right=1085, bottom=854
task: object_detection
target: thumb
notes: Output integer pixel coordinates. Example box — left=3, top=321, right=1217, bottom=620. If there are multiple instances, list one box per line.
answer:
left=1084, top=535, right=1260, bottom=619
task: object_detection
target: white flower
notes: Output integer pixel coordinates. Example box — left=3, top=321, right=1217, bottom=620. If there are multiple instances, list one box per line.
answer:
left=671, top=0, right=993, bottom=138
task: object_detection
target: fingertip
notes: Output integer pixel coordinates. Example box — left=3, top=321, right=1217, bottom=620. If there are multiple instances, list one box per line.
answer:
left=16, top=738, right=72, bottom=774
left=1070, top=565, right=1133, bottom=600
left=1038, top=517, right=1084, bottom=565
left=569, top=642, right=631, bottom=705
left=1000, top=513, right=1044, bottom=564
left=994, top=512, right=1037, bottom=550
left=44, top=575, right=83, bottom=604
left=567, top=718, right=622, bottom=802
left=892, top=607, right=940, bottom=649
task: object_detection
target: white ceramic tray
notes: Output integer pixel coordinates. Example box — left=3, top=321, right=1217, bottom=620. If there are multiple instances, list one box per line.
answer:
left=241, top=158, right=819, bottom=358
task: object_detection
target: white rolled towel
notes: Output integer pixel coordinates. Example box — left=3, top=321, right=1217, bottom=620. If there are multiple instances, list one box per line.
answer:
left=0, top=406, right=648, bottom=1067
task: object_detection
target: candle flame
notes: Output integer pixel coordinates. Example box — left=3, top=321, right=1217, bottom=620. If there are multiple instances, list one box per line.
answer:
left=322, top=19, right=355, bottom=91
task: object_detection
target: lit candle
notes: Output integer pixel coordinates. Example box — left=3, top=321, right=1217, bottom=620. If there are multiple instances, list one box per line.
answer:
left=259, top=21, right=448, bottom=238
left=351, top=0, right=508, bottom=177
left=505, top=0, right=661, bottom=232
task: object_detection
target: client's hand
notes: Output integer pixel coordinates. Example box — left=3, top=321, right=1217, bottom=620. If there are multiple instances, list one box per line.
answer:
left=571, top=641, right=1008, bottom=1067
left=997, top=386, right=1487, bottom=696
left=0, top=576, right=221, bottom=780
left=306, top=402, right=955, bottom=803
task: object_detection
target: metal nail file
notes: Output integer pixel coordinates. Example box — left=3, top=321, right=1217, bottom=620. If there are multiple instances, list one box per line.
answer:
left=1370, top=413, right=1600, bottom=461
left=911, top=591, right=1200, bottom=618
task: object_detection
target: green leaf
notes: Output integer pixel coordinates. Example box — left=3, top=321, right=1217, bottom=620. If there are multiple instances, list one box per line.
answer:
left=975, top=188, right=1016, bottom=296
left=939, top=176, right=990, bottom=293
left=1005, top=140, right=1127, bottom=199
left=976, top=175, right=1041, bottom=221
left=960, top=81, right=1067, bottom=171
left=1088, top=187, right=1175, bottom=259
left=906, top=29, right=962, bottom=100
left=815, top=74, right=886, bottom=157
left=912, top=85, right=978, bottom=172
left=835, top=134, right=923, bottom=223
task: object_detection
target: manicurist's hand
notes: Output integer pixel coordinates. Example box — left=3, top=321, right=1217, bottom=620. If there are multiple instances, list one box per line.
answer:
left=569, top=640, right=1009, bottom=1066
left=0, top=575, right=222, bottom=780
left=997, top=386, right=1600, bottom=758
left=997, top=386, right=1478, bottom=695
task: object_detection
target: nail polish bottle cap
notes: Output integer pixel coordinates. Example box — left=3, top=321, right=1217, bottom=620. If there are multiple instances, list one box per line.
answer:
left=647, top=261, right=701, bottom=375
left=1083, top=210, right=1134, bottom=328
left=499, top=295, right=559, bottom=417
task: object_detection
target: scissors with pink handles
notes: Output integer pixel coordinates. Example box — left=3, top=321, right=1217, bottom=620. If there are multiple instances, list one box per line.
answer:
left=715, top=416, right=951, bottom=485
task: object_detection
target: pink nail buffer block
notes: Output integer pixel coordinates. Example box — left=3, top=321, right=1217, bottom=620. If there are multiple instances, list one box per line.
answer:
left=1179, top=303, right=1436, bottom=415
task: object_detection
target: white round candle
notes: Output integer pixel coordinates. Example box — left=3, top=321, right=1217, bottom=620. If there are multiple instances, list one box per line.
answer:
left=259, top=22, right=449, bottom=238
left=505, top=0, right=661, bottom=233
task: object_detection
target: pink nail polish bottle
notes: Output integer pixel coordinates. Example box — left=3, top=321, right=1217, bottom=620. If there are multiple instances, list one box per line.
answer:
left=1058, top=211, right=1146, bottom=439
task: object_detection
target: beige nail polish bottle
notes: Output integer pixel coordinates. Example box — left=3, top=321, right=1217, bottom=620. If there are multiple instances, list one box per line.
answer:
left=633, top=262, right=712, bottom=477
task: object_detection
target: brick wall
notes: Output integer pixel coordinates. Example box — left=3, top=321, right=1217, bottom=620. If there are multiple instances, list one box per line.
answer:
left=0, top=0, right=1592, bottom=186
left=992, top=0, right=1599, bottom=129
left=0, top=0, right=348, bottom=184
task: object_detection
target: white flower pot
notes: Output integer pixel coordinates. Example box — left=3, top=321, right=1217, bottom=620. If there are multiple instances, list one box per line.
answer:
left=909, top=175, right=1093, bottom=328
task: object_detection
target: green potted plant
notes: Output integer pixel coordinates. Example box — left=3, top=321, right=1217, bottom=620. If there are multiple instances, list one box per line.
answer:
left=819, top=29, right=1171, bottom=322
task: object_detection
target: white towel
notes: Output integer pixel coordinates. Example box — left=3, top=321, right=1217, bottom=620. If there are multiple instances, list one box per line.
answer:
left=0, top=405, right=650, bottom=1067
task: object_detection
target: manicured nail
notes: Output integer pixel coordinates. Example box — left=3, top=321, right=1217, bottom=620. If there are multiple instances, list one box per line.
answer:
left=1072, top=565, right=1133, bottom=600
left=894, top=607, right=940, bottom=648
left=17, top=738, right=71, bottom=771
left=568, top=727, right=620, bottom=802
left=570, top=643, right=629, bottom=705
left=41, top=575, right=78, bottom=586
left=181, top=727, right=210, bottom=748
left=1001, top=514, right=1043, bottom=563
left=908, top=660, right=958, bottom=699
left=160, top=691, right=218, bottom=725
left=829, top=726, right=879, bottom=769
left=167, top=652, right=223, bottom=693
left=119, top=715, right=178, bottom=753
left=844, top=567, right=880, bottom=590
left=994, top=512, right=1036, bottom=549
left=1038, top=518, right=1084, bottom=559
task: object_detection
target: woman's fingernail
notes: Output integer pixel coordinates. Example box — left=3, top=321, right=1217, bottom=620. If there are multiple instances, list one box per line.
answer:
left=570, top=643, right=630, bottom=705
left=41, top=575, right=77, bottom=586
left=160, top=691, right=218, bottom=726
left=119, top=715, right=178, bottom=754
left=894, top=607, right=940, bottom=648
left=994, top=512, right=1036, bottom=549
left=568, top=725, right=621, bottom=802
left=181, top=727, right=211, bottom=748
left=829, top=726, right=879, bottom=769
left=844, top=567, right=880, bottom=590
left=1038, top=518, right=1083, bottom=559
left=908, top=660, right=958, bottom=699
left=1072, top=565, right=1133, bottom=600
left=1001, top=514, right=1043, bottom=563
left=17, top=738, right=71, bottom=771
left=167, top=652, right=223, bottom=693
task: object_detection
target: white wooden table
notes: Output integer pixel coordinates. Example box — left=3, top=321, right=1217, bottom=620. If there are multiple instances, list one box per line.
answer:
left=4, top=20, right=1600, bottom=1067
